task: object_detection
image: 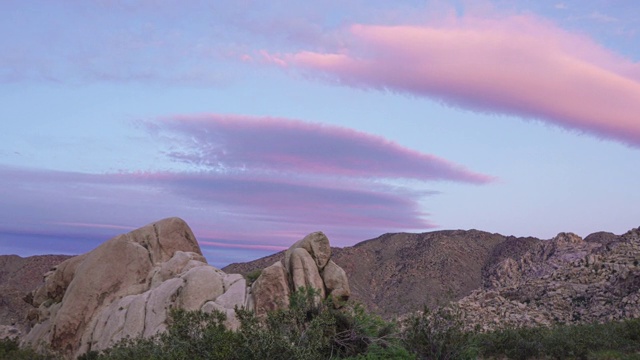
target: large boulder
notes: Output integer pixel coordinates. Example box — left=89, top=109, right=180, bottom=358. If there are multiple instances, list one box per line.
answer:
left=322, top=260, right=351, bottom=305
left=22, top=218, right=248, bottom=358
left=284, top=231, right=332, bottom=270
left=252, top=231, right=350, bottom=314
left=251, top=261, right=291, bottom=315
left=289, top=248, right=326, bottom=299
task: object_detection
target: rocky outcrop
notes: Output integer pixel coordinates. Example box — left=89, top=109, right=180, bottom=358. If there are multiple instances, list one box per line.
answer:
left=22, top=218, right=249, bottom=358
left=250, top=261, right=290, bottom=315
left=251, top=231, right=350, bottom=315
left=456, top=228, right=640, bottom=331
left=20, top=220, right=349, bottom=359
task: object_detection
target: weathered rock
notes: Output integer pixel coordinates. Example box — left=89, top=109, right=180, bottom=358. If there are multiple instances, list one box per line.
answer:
left=284, top=231, right=331, bottom=270
left=456, top=228, right=640, bottom=331
left=178, top=266, right=225, bottom=311
left=289, top=248, right=326, bottom=298
left=22, top=217, right=247, bottom=359
left=322, top=260, right=351, bottom=305
left=251, top=261, right=291, bottom=315
left=22, top=222, right=350, bottom=358
left=252, top=232, right=349, bottom=313
left=0, top=324, right=21, bottom=340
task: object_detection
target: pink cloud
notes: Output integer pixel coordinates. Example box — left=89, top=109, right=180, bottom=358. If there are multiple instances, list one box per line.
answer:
left=270, top=15, right=640, bottom=147
left=48, top=222, right=136, bottom=231
left=199, top=240, right=287, bottom=252
left=147, top=114, right=493, bottom=184
left=0, top=113, right=491, bottom=264
left=0, top=165, right=436, bottom=265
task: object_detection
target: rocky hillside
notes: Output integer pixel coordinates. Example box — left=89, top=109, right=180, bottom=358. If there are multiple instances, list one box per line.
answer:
left=456, top=227, right=640, bottom=330
left=3, top=223, right=639, bottom=351
left=225, top=230, right=542, bottom=318
left=0, top=254, right=72, bottom=335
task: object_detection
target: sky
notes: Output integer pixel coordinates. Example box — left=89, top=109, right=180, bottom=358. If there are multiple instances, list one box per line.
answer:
left=1, top=0, right=639, bottom=268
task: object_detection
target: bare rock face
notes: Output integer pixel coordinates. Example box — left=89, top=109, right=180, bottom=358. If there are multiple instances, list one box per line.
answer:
left=456, top=228, right=640, bottom=331
left=322, top=260, right=351, bottom=305
left=250, top=261, right=290, bottom=316
left=22, top=218, right=248, bottom=358
left=252, top=231, right=350, bottom=315
left=284, top=231, right=332, bottom=270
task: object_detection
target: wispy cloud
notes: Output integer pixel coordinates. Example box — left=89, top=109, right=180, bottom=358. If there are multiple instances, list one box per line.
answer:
left=264, top=14, right=640, bottom=147
left=0, top=115, right=492, bottom=264
left=146, top=114, right=493, bottom=183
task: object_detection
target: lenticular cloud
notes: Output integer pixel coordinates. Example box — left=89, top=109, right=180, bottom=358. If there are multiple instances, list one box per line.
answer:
left=150, top=114, right=493, bottom=184
left=269, top=15, right=640, bottom=148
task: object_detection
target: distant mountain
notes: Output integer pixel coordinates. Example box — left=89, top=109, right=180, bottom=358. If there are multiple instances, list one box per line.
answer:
left=0, top=254, right=73, bottom=332
left=457, top=227, right=640, bottom=330
left=4, top=223, right=639, bottom=341
left=225, top=229, right=542, bottom=318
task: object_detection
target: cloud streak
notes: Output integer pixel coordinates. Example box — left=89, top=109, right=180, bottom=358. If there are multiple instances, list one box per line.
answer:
left=267, top=14, right=640, bottom=147
left=0, top=165, right=433, bottom=266
left=0, top=113, right=494, bottom=265
left=147, top=114, right=493, bottom=183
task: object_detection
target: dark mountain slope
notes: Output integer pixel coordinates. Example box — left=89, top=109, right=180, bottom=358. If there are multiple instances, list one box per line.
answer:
left=224, top=229, right=541, bottom=317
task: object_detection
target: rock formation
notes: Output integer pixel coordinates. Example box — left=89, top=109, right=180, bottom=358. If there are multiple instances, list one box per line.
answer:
left=250, top=231, right=350, bottom=315
left=22, top=218, right=249, bottom=358
left=225, top=230, right=523, bottom=317
left=455, top=227, right=640, bottom=331
left=20, top=219, right=349, bottom=359
left=226, top=226, right=640, bottom=328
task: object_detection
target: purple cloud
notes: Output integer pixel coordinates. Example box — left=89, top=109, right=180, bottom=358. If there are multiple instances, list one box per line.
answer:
left=265, top=15, right=640, bottom=147
left=0, top=165, right=435, bottom=266
left=146, top=114, right=494, bottom=183
left=0, top=115, right=492, bottom=266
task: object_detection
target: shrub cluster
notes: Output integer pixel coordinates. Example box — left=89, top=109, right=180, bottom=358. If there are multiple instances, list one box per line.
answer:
left=0, top=337, right=56, bottom=360
left=6, top=289, right=640, bottom=359
left=79, top=287, right=412, bottom=360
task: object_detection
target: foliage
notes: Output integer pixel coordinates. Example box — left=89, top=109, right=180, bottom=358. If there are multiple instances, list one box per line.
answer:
left=244, top=268, right=262, bottom=286
left=401, top=305, right=476, bottom=360
left=0, top=337, right=59, bottom=360
left=19, top=291, right=640, bottom=360
left=234, top=287, right=408, bottom=359
left=83, top=287, right=407, bottom=360
left=475, top=317, right=640, bottom=360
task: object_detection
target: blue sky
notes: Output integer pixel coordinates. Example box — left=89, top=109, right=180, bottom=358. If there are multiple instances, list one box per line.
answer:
left=1, top=0, right=639, bottom=267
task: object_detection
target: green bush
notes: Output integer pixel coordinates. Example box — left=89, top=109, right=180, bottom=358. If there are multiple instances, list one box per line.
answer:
left=401, top=305, right=476, bottom=360
left=475, top=318, right=640, bottom=360
left=25, top=292, right=640, bottom=360
left=245, top=268, right=262, bottom=286
left=84, top=287, right=407, bottom=360
left=0, top=337, right=59, bottom=360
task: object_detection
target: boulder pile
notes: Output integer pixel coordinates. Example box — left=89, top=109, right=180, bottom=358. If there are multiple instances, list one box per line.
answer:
left=455, top=228, right=640, bottom=331
left=21, top=218, right=349, bottom=358
left=250, top=231, right=350, bottom=315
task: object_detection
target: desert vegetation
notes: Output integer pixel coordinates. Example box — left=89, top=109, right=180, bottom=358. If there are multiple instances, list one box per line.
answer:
left=4, top=287, right=640, bottom=360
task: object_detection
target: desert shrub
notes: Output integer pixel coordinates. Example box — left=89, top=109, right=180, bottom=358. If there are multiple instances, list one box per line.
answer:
left=474, top=318, right=640, bottom=360
left=401, top=305, right=477, bottom=360
left=474, top=326, right=548, bottom=360
left=235, top=287, right=406, bottom=359
left=85, top=287, right=407, bottom=360
left=86, top=309, right=240, bottom=360
left=0, top=337, right=59, bottom=360
left=244, top=268, right=262, bottom=285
